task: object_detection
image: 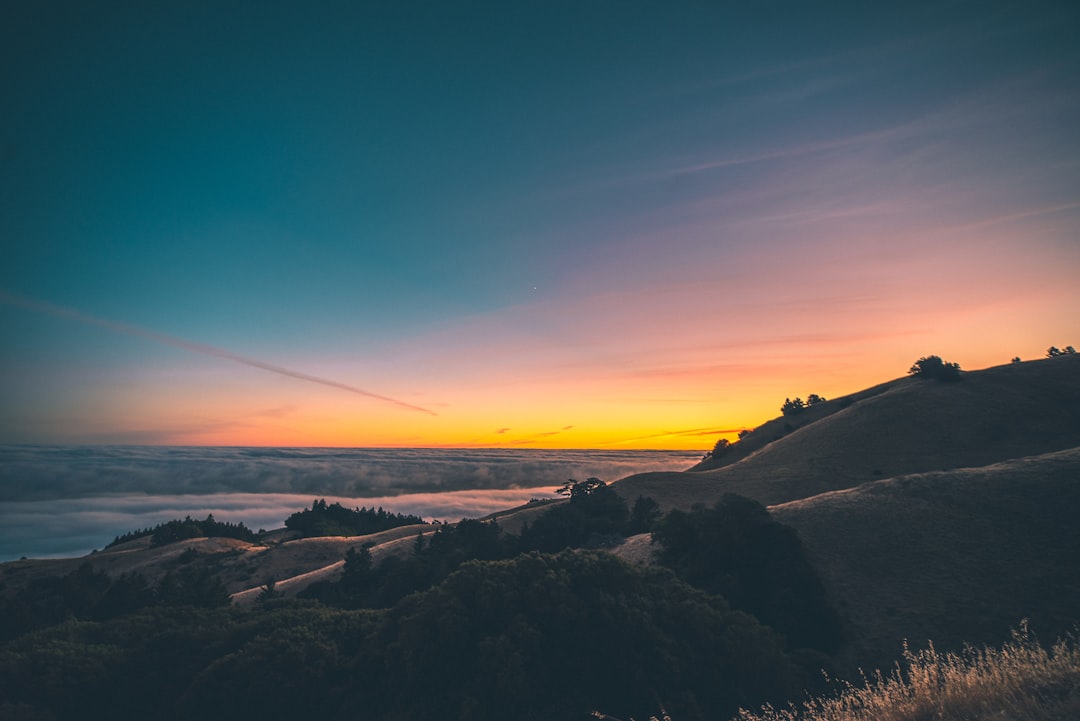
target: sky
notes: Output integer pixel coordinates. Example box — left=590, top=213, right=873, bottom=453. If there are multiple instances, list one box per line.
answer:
left=1, top=0, right=1078, bottom=450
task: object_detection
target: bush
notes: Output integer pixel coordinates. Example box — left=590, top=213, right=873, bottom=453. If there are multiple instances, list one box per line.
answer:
left=652, top=495, right=842, bottom=653
left=908, top=355, right=961, bottom=382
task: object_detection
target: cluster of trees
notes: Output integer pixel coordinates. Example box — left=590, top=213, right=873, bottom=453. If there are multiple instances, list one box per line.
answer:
left=652, top=495, right=841, bottom=654
left=1046, top=345, right=1077, bottom=357
left=781, top=393, right=827, bottom=416
left=284, top=499, right=427, bottom=537
left=302, top=479, right=664, bottom=610
left=0, top=562, right=228, bottom=643
left=909, top=355, right=962, bottom=382
left=106, top=514, right=257, bottom=548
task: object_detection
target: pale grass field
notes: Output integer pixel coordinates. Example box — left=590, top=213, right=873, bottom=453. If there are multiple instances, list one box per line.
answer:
left=738, top=625, right=1080, bottom=721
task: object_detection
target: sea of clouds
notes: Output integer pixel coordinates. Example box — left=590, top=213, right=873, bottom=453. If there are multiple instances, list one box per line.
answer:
left=0, top=446, right=701, bottom=561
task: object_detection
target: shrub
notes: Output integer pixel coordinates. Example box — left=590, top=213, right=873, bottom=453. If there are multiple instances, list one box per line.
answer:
left=651, top=495, right=842, bottom=653
left=737, top=625, right=1080, bottom=721
left=908, top=355, right=961, bottom=382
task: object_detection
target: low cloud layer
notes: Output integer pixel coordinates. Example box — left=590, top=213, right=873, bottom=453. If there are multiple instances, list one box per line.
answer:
left=0, top=487, right=564, bottom=561
left=0, top=446, right=700, bottom=502
left=0, top=446, right=700, bottom=561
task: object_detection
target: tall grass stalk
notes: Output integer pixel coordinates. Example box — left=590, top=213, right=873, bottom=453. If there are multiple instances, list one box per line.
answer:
left=739, top=624, right=1080, bottom=721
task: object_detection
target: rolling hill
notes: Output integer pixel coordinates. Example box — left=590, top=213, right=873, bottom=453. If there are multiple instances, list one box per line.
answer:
left=614, top=354, right=1080, bottom=509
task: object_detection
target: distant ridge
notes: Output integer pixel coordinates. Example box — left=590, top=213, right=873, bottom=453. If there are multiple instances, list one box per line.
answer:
left=614, top=355, right=1080, bottom=509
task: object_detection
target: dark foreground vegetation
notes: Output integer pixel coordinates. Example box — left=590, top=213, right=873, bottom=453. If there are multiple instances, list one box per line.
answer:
left=0, top=483, right=841, bottom=721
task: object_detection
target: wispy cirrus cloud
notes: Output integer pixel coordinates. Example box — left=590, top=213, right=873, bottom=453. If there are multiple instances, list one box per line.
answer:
left=0, top=289, right=438, bottom=417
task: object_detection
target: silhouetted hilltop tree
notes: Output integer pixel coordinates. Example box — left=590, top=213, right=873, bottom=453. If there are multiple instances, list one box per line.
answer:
left=908, top=355, right=962, bottom=382
left=781, top=397, right=805, bottom=415
left=284, top=499, right=426, bottom=538
left=781, top=394, right=827, bottom=416
left=652, top=494, right=842, bottom=653
left=1047, top=345, right=1076, bottom=357
left=703, top=437, right=731, bottom=460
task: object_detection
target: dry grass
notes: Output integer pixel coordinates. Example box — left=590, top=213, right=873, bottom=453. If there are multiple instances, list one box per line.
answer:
left=738, top=625, right=1080, bottom=721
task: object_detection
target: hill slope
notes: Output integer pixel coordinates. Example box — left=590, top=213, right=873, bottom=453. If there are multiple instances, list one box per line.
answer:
left=614, top=355, right=1080, bottom=509
left=772, top=446, right=1080, bottom=671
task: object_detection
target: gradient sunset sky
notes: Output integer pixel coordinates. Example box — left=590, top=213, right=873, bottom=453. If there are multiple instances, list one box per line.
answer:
left=2, top=1, right=1078, bottom=450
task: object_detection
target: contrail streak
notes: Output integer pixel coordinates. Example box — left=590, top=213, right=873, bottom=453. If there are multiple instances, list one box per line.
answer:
left=0, top=290, right=438, bottom=416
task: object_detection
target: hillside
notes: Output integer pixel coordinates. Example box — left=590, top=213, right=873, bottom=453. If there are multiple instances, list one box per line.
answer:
left=614, top=355, right=1080, bottom=509
left=773, top=446, right=1080, bottom=671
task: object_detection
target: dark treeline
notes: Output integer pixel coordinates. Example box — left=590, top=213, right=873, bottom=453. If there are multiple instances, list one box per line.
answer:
left=285, top=499, right=427, bottom=537
left=106, top=514, right=257, bottom=548
left=0, top=562, right=229, bottom=644
left=0, top=483, right=843, bottom=720
left=0, top=554, right=819, bottom=721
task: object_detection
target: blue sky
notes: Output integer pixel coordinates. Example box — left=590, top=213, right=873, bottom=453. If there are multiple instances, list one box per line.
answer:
left=2, top=0, right=1078, bottom=448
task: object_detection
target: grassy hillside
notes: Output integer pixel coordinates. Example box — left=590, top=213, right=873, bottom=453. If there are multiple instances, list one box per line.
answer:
left=770, top=446, right=1080, bottom=672
left=615, top=355, right=1080, bottom=509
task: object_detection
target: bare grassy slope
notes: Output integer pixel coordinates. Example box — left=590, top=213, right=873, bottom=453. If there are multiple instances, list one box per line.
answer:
left=615, top=356, right=1080, bottom=509
left=771, top=446, right=1080, bottom=671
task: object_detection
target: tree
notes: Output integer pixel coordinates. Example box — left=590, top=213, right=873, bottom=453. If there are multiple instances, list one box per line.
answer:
left=651, top=495, right=842, bottom=653
left=627, top=496, right=662, bottom=535
left=703, top=438, right=731, bottom=460
left=908, top=355, right=961, bottom=382
left=781, top=397, right=805, bottom=415
left=806, top=393, right=827, bottom=406
left=555, top=477, right=606, bottom=499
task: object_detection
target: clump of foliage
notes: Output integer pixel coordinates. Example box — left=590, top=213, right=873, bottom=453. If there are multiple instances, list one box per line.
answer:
left=0, top=561, right=229, bottom=643
left=703, top=437, right=732, bottom=460
left=737, top=625, right=1080, bottom=721
left=781, top=394, right=826, bottom=416
left=518, top=478, right=630, bottom=551
left=106, top=514, right=257, bottom=548
left=1047, top=345, right=1077, bottom=357
left=908, top=355, right=962, bottom=382
left=284, top=499, right=426, bottom=538
left=652, top=495, right=842, bottom=654
left=304, top=518, right=510, bottom=609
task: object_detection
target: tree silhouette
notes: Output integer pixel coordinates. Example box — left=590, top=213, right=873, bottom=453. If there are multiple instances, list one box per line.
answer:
left=908, top=355, right=961, bottom=382
left=781, top=397, right=805, bottom=415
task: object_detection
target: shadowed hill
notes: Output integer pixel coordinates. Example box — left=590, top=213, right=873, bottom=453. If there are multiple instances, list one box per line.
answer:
left=772, top=446, right=1080, bottom=672
left=615, top=355, right=1080, bottom=509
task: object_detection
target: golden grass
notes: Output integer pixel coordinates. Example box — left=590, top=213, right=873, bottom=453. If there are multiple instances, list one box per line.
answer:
left=738, top=624, right=1080, bottom=721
